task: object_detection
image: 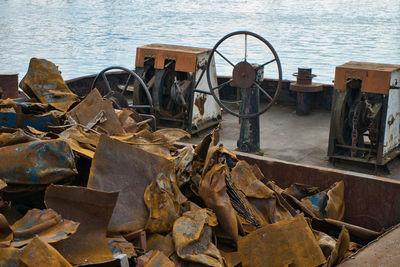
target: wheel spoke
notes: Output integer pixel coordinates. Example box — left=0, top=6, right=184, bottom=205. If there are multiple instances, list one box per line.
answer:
left=122, top=74, right=132, bottom=94
left=101, top=72, right=112, bottom=93
left=244, top=34, right=247, bottom=62
left=258, top=58, right=276, bottom=68
left=211, top=79, right=232, bottom=91
left=215, top=50, right=235, bottom=67
left=253, top=82, right=273, bottom=101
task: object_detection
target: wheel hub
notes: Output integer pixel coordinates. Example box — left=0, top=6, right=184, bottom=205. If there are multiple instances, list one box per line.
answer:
left=232, top=61, right=255, bottom=89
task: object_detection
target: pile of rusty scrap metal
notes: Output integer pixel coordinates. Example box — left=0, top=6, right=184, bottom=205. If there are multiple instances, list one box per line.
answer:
left=0, top=58, right=383, bottom=267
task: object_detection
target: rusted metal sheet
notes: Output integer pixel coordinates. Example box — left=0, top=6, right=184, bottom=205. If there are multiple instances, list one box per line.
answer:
left=136, top=44, right=209, bottom=72
left=220, top=250, right=241, bottom=267
left=0, top=214, right=13, bottom=247
left=0, top=237, right=72, bottom=267
left=0, top=139, right=77, bottom=185
left=67, top=88, right=125, bottom=136
left=146, top=233, right=175, bottom=258
left=59, top=125, right=99, bottom=158
left=0, top=247, right=20, bottom=265
left=326, top=227, right=350, bottom=267
left=230, top=160, right=292, bottom=224
left=234, top=151, right=400, bottom=232
left=334, top=61, right=400, bottom=94
left=199, top=164, right=238, bottom=242
left=172, top=209, right=224, bottom=266
left=0, top=179, right=6, bottom=190
left=45, top=184, right=119, bottom=265
left=301, top=180, right=345, bottom=220
left=339, top=223, right=400, bottom=266
left=144, top=167, right=186, bottom=234
left=0, top=72, right=19, bottom=99
left=0, top=111, right=59, bottom=132
left=143, top=250, right=174, bottom=267
left=19, top=58, right=78, bottom=112
left=107, top=235, right=136, bottom=258
left=87, top=134, right=171, bottom=232
left=10, top=208, right=79, bottom=247
left=19, top=237, right=72, bottom=267
left=238, top=214, right=326, bottom=267
left=0, top=128, right=38, bottom=148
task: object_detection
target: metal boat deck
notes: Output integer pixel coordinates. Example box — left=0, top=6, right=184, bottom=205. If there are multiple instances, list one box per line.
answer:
left=187, top=104, right=400, bottom=180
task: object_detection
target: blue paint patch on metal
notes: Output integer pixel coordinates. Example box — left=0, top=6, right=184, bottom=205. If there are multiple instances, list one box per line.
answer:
left=0, top=112, right=58, bottom=131
left=309, top=191, right=327, bottom=216
left=0, top=140, right=76, bottom=185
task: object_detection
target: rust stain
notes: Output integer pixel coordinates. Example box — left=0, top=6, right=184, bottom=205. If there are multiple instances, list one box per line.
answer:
left=194, top=94, right=206, bottom=116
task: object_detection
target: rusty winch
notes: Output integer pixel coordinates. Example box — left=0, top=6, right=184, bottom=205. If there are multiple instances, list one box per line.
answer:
left=132, top=44, right=222, bottom=133
left=328, top=61, right=400, bottom=166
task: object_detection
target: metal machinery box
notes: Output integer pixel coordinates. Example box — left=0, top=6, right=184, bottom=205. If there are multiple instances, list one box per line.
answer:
left=134, top=44, right=221, bottom=134
left=328, top=61, right=400, bottom=165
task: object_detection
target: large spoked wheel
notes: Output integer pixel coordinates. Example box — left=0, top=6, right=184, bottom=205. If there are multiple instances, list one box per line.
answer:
left=206, top=31, right=282, bottom=118
left=90, top=66, right=154, bottom=114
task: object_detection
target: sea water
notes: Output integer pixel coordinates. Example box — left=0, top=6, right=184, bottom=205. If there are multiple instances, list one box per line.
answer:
left=0, top=0, right=399, bottom=83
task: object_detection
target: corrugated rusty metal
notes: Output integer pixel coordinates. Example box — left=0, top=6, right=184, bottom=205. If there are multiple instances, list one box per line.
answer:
left=135, top=44, right=209, bottom=72
left=10, top=208, right=79, bottom=247
left=0, top=139, right=77, bottom=185
left=87, top=135, right=171, bottom=232
left=67, top=88, right=125, bottom=136
left=238, top=214, right=326, bottom=267
left=334, top=61, right=400, bottom=94
left=19, top=58, right=78, bottom=112
left=44, top=184, right=119, bottom=265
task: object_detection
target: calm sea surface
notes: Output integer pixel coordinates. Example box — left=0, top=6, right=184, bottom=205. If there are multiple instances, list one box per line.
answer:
left=0, top=0, right=399, bottom=83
